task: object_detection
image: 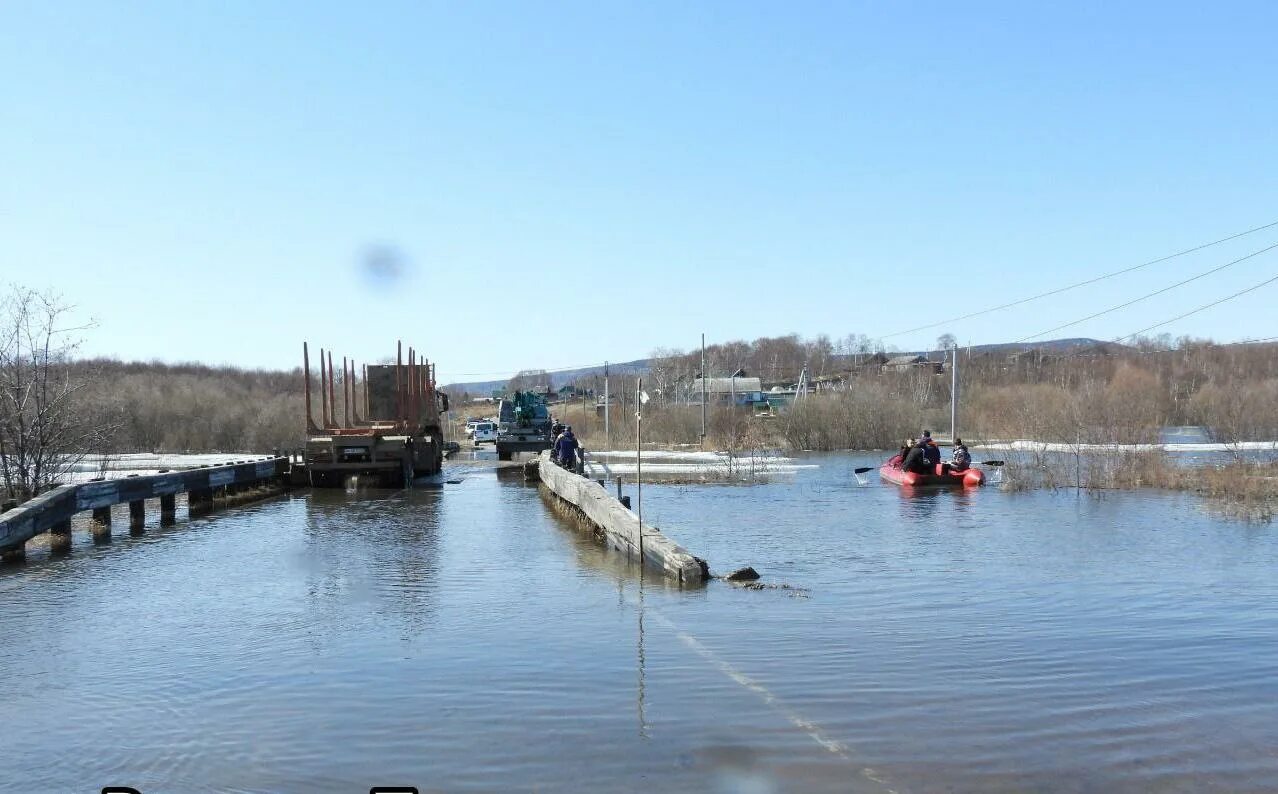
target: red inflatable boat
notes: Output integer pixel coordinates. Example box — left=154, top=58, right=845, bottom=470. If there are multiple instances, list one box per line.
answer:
left=879, top=461, right=985, bottom=488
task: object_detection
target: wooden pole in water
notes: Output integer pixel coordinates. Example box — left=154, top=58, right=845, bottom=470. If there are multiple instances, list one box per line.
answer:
left=636, top=376, right=643, bottom=564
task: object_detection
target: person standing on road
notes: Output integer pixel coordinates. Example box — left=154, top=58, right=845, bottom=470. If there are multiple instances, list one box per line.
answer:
left=556, top=427, right=579, bottom=470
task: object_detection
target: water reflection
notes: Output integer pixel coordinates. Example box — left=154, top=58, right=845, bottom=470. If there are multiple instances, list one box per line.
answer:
left=302, top=486, right=442, bottom=640
left=636, top=571, right=649, bottom=740
left=2, top=453, right=1276, bottom=792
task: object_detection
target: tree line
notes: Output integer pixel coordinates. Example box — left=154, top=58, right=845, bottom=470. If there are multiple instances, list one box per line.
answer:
left=5, top=281, right=1275, bottom=499
left=546, top=333, right=1278, bottom=455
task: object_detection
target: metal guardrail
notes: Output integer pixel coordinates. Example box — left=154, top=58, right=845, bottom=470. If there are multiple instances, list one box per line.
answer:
left=0, top=457, right=289, bottom=553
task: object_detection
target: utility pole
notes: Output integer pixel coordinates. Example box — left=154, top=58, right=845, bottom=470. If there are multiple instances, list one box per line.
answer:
left=951, top=342, right=959, bottom=441
left=604, top=361, right=610, bottom=449
left=700, top=334, right=706, bottom=450
left=636, top=377, right=644, bottom=565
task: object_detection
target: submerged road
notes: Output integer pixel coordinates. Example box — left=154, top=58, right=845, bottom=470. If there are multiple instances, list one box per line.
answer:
left=2, top=451, right=1277, bottom=792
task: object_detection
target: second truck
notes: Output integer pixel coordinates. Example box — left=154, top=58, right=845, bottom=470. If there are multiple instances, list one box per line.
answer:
left=495, top=390, right=552, bottom=461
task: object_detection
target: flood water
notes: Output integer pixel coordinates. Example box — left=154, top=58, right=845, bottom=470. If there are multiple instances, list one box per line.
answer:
left=2, top=452, right=1277, bottom=793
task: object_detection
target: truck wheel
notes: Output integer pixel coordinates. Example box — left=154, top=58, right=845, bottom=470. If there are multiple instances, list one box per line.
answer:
left=498, top=450, right=512, bottom=461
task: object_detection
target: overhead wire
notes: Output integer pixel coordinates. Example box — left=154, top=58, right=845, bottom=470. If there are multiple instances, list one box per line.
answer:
left=882, top=217, right=1278, bottom=339
left=1015, top=239, right=1278, bottom=343
left=436, top=360, right=646, bottom=380
left=1114, top=270, right=1278, bottom=343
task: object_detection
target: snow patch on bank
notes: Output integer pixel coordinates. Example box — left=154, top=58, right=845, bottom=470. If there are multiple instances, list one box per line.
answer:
left=62, top=453, right=275, bottom=484
left=980, top=440, right=1278, bottom=454
left=580, top=448, right=816, bottom=478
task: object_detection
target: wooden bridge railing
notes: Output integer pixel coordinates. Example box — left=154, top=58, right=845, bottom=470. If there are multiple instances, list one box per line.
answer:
left=0, top=457, right=289, bottom=558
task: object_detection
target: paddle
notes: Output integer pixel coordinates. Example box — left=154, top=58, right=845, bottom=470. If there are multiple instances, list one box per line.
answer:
left=981, top=460, right=1005, bottom=467
left=853, top=467, right=874, bottom=474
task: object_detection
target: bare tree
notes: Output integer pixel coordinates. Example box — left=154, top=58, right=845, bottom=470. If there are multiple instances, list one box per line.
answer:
left=507, top=369, right=550, bottom=394
left=647, top=347, right=695, bottom=405
left=0, top=286, right=116, bottom=499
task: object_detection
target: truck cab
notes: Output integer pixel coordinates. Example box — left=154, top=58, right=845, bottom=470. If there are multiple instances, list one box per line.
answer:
left=495, top=391, right=552, bottom=461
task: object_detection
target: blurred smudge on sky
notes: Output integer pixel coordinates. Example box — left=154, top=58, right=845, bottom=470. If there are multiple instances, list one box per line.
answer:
left=360, top=244, right=409, bottom=290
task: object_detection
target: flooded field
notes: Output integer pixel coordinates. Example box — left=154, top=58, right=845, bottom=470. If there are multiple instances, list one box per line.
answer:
left=2, top=451, right=1276, bottom=792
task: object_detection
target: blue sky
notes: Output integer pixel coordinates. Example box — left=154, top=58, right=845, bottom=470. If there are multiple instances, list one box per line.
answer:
left=3, top=2, right=1276, bottom=381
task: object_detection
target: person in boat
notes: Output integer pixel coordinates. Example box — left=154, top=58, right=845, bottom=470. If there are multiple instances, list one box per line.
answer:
left=921, top=430, right=941, bottom=470
left=888, top=439, right=911, bottom=469
left=902, top=439, right=929, bottom=474
left=951, top=438, right=971, bottom=472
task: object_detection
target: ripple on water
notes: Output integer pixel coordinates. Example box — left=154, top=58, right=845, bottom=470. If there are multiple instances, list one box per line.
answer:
left=2, top=455, right=1277, bottom=792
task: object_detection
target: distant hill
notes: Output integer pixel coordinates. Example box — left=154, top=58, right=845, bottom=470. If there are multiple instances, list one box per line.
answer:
left=906, top=337, right=1123, bottom=359
left=442, top=359, right=650, bottom=398
left=441, top=338, right=1119, bottom=398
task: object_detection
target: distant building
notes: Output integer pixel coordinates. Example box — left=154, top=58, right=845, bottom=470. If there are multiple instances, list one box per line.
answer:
left=882, top=355, right=944, bottom=374
left=883, top=355, right=927, bottom=369
left=689, top=376, right=765, bottom=406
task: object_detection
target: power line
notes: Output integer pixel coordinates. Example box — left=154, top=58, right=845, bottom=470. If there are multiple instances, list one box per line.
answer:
left=437, top=364, right=599, bottom=378
left=1015, top=239, right=1278, bottom=343
left=882, top=217, right=1278, bottom=339
left=436, top=360, right=645, bottom=379
left=1114, top=270, right=1278, bottom=343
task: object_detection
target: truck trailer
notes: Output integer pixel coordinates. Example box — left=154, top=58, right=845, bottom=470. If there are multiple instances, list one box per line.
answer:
left=301, top=341, right=449, bottom=487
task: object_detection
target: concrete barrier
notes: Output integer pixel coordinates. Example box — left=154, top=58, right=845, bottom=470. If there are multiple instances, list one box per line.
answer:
left=537, top=451, right=707, bottom=586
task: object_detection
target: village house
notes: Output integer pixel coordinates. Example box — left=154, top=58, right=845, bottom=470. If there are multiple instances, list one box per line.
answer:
left=688, top=375, right=765, bottom=406
left=882, top=355, right=944, bottom=374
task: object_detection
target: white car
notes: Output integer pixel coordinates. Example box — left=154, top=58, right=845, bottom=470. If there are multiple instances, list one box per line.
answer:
left=472, top=421, right=497, bottom=444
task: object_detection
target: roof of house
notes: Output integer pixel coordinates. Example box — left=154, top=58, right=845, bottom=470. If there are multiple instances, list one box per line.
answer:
left=884, top=355, right=927, bottom=366
left=691, top=377, right=764, bottom=393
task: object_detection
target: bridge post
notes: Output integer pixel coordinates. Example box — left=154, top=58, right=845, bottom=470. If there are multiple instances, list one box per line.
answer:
left=129, top=500, right=146, bottom=532
left=0, top=543, right=24, bottom=564
left=91, top=507, right=112, bottom=543
left=188, top=488, right=213, bottom=514
left=160, top=494, right=176, bottom=524
left=50, top=519, right=72, bottom=554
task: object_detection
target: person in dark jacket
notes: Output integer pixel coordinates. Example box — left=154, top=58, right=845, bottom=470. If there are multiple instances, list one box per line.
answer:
left=902, top=442, right=928, bottom=474
left=951, top=438, right=971, bottom=471
left=921, top=430, right=941, bottom=468
left=556, top=427, right=579, bottom=470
